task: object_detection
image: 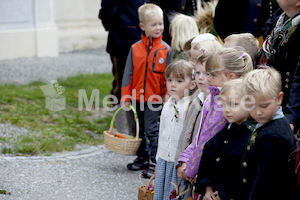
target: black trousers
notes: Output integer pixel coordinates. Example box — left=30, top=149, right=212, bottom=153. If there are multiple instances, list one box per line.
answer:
left=110, top=56, right=127, bottom=103
left=130, top=101, right=162, bottom=160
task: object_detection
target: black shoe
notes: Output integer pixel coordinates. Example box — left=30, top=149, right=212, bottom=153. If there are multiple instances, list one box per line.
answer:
left=141, top=168, right=155, bottom=179
left=141, top=160, right=156, bottom=179
left=127, top=157, right=149, bottom=171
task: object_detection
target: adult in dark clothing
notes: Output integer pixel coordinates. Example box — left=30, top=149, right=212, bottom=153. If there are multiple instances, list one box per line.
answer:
left=259, top=8, right=300, bottom=189
left=286, top=57, right=300, bottom=134
left=257, top=0, right=300, bottom=132
left=214, top=0, right=279, bottom=40
left=99, top=0, right=147, bottom=134
left=287, top=58, right=300, bottom=193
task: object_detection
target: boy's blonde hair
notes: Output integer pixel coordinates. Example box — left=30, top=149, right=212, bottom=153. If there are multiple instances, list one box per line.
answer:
left=242, top=68, right=282, bottom=100
left=170, top=14, right=199, bottom=51
left=224, top=33, right=259, bottom=62
left=138, top=3, right=163, bottom=24
left=165, top=60, right=195, bottom=81
left=191, top=40, right=223, bottom=64
left=205, top=48, right=253, bottom=77
left=220, top=78, right=243, bottom=97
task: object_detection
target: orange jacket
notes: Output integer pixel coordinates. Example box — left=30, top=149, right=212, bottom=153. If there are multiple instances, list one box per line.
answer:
left=121, top=34, right=172, bottom=103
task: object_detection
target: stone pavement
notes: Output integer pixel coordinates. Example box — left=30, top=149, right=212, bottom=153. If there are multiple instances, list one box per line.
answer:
left=0, top=145, right=143, bottom=200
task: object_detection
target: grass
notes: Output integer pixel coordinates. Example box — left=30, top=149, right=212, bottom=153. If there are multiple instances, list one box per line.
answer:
left=0, top=73, right=114, bottom=155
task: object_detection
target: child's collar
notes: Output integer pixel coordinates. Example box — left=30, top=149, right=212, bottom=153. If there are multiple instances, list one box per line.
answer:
left=197, top=92, right=206, bottom=103
left=227, top=120, right=256, bottom=131
left=170, top=96, right=191, bottom=104
left=255, top=106, right=285, bottom=129
left=208, top=86, right=222, bottom=96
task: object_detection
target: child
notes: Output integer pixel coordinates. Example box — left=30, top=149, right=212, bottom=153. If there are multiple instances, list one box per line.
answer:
left=223, top=33, right=259, bottom=65
left=154, top=60, right=197, bottom=200
left=188, top=39, right=223, bottom=64
left=240, top=68, right=298, bottom=200
left=121, top=3, right=172, bottom=173
left=170, top=13, right=199, bottom=61
left=177, top=48, right=253, bottom=183
left=175, top=39, right=224, bottom=167
left=183, top=33, right=217, bottom=59
left=195, top=79, right=255, bottom=200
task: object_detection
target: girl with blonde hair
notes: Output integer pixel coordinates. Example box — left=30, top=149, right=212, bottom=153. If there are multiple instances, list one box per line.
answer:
left=170, top=13, right=199, bottom=61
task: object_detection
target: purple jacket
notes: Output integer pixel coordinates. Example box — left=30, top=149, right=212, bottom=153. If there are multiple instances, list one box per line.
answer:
left=178, top=86, right=228, bottom=178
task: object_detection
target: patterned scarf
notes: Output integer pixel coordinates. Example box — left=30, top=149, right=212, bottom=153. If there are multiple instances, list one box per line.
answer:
left=258, top=12, right=300, bottom=65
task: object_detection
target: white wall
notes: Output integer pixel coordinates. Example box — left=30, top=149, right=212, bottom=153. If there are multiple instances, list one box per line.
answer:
left=0, top=0, right=108, bottom=60
left=53, top=0, right=107, bottom=52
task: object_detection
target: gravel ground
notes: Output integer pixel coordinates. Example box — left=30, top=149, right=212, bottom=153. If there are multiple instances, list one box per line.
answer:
left=0, top=48, right=146, bottom=200
left=0, top=145, right=141, bottom=200
left=0, top=48, right=111, bottom=84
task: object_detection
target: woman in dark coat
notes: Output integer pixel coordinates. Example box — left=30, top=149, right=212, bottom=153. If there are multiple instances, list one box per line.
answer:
left=257, top=0, right=300, bottom=132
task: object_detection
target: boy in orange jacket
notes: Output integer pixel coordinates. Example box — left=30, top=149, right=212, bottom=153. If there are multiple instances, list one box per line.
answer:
left=121, top=3, right=172, bottom=177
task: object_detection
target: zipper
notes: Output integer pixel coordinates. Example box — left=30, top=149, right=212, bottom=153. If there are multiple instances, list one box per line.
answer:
left=160, top=78, right=164, bottom=97
left=143, top=38, right=151, bottom=98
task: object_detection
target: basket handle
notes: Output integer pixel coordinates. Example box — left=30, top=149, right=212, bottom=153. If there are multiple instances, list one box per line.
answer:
left=148, top=174, right=155, bottom=185
left=139, top=174, right=155, bottom=186
left=109, top=105, right=140, bottom=140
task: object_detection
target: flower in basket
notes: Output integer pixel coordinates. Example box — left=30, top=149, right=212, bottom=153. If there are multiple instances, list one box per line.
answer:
left=170, top=189, right=177, bottom=199
left=148, top=183, right=154, bottom=194
left=170, top=180, right=191, bottom=200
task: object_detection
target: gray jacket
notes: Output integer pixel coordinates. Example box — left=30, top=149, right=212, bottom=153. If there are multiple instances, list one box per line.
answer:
left=175, top=91, right=203, bottom=164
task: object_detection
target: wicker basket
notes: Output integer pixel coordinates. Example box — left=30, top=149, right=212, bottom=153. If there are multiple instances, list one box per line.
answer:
left=104, top=105, right=142, bottom=155
left=138, top=175, right=155, bottom=200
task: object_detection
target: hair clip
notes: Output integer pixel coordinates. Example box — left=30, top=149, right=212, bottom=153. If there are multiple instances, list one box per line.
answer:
left=240, top=53, right=244, bottom=56
left=192, top=68, right=195, bottom=80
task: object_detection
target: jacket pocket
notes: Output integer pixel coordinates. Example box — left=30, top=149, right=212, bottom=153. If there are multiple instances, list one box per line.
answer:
left=152, top=48, right=167, bottom=74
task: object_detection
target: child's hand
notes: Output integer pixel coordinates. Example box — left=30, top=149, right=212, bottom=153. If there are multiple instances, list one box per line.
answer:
left=204, top=187, right=220, bottom=200
left=177, top=163, right=188, bottom=179
left=186, top=177, right=196, bottom=184
left=214, top=191, right=221, bottom=200
left=121, top=101, right=131, bottom=108
left=177, top=163, right=196, bottom=184
left=290, top=123, right=294, bottom=132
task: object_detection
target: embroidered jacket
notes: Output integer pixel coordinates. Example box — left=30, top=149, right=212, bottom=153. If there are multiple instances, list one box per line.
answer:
left=178, top=86, right=228, bottom=178
left=156, top=96, right=191, bottom=162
